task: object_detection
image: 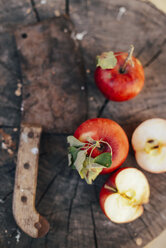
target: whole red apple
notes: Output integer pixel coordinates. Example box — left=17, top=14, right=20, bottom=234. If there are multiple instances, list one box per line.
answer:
left=100, top=167, right=150, bottom=223
left=94, top=46, right=145, bottom=101
left=67, top=118, right=129, bottom=184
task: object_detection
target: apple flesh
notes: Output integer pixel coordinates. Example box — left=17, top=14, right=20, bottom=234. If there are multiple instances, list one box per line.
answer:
left=74, top=118, right=129, bottom=174
left=132, top=118, right=166, bottom=173
left=94, top=52, right=144, bottom=101
left=100, top=168, right=150, bottom=223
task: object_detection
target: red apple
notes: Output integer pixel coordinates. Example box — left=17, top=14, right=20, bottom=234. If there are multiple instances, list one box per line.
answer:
left=94, top=47, right=144, bottom=101
left=132, top=118, right=166, bottom=173
left=100, top=168, right=150, bottom=223
left=74, top=118, right=129, bottom=174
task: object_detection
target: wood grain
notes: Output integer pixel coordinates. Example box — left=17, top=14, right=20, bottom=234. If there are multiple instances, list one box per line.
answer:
left=0, top=0, right=36, bottom=32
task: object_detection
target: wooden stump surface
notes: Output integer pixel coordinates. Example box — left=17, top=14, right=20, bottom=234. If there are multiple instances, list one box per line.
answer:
left=0, top=0, right=166, bottom=247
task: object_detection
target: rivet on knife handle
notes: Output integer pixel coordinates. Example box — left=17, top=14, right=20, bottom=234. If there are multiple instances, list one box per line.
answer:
left=13, top=124, right=50, bottom=238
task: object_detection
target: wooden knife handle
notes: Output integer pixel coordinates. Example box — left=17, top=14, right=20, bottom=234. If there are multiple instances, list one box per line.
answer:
left=13, top=124, right=50, bottom=238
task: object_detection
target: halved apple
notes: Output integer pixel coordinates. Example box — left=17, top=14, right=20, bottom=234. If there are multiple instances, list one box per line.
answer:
left=100, top=168, right=150, bottom=224
left=132, top=118, right=166, bottom=173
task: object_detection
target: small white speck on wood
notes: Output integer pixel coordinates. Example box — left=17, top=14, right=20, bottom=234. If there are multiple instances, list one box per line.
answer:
left=31, top=147, right=39, bottom=155
left=75, top=31, right=87, bottom=40
left=21, top=102, right=24, bottom=112
left=41, top=0, right=46, bottom=4
left=117, top=7, right=127, bottom=21
left=1, top=142, right=7, bottom=150
left=15, top=229, right=21, bottom=243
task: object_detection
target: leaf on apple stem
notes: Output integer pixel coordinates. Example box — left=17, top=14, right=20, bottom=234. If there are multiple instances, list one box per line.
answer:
left=96, top=51, right=117, bottom=70
left=67, top=135, right=85, bottom=147
left=68, top=146, right=79, bottom=168
left=67, top=135, right=112, bottom=184
left=93, top=152, right=112, bottom=167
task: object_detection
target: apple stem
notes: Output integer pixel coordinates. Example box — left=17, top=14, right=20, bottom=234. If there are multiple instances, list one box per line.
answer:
left=120, top=45, right=134, bottom=73
left=104, top=184, right=117, bottom=192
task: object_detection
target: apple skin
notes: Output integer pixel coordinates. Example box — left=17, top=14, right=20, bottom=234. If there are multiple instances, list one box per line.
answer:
left=94, top=52, right=145, bottom=101
left=74, top=118, right=129, bottom=174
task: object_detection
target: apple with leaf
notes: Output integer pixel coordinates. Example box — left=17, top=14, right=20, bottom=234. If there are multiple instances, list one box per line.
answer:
left=94, top=45, right=145, bottom=101
left=67, top=118, right=129, bottom=184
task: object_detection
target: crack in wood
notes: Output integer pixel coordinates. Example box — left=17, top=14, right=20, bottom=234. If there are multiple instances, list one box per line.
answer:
left=90, top=203, right=98, bottom=248
left=66, top=0, right=70, bottom=15
left=143, top=39, right=166, bottom=68
left=144, top=207, right=164, bottom=231
left=136, top=35, right=162, bottom=59
left=23, top=100, right=38, bottom=114
left=0, top=125, right=19, bottom=129
left=29, top=237, right=34, bottom=248
left=30, top=0, right=41, bottom=22
left=0, top=158, right=15, bottom=168
left=37, top=158, right=67, bottom=207
left=97, top=99, right=109, bottom=118
left=1, top=190, right=13, bottom=202
left=0, top=105, right=21, bottom=112
left=44, top=233, right=49, bottom=248
left=136, top=46, right=146, bottom=59
left=150, top=182, right=165, bottom=196
left=144, top=0, right=166, bottom=18
left=124, top=224, right=136, bottom=245
left=123, top=101, right=166, bottom=122
left=7, top=167, right=16, bottom=174
left=140, top=217, right=154, bottom=239
left=143, top=49, right=162, bottom=68
left=66, top=176, right=80, bottom=233
left=0, top=60, right=20, bottom=78
left=148, top=202, right=166, bottom=228
left=93, top=184, right=99, bottom=204
left=39, top=202, right=98, bottom=217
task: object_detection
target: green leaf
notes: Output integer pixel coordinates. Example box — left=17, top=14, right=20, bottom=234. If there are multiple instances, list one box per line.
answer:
left=67, top=135, right=85, bottom=147
left=79, top=158, right=106, bottom=184
left=74, top=150, right=87, bottom=173
left=84, top=168, right=103, bottom=184
left=68, top=154, right=72, bottom=166
left=67, top=136, right=112, bottom=184
left=97, top=51, right=117, bottom=70
left=93, top=152, right=112, bottom=168
left=68, top=146, right=79, bottom=167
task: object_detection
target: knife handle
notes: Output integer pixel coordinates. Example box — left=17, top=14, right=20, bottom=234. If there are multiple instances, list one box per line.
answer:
left=13, top=124, right=50, bottom=238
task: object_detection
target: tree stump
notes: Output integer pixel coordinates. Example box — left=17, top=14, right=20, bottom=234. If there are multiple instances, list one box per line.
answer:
left=0, top=0, right=166, bottom=247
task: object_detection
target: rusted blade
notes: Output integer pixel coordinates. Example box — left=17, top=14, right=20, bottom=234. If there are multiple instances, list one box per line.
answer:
left=15, top=16, right=87, bottom=133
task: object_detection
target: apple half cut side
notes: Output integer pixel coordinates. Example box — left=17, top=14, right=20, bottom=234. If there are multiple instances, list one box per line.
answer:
left=132, top=118, right=166, bottom=173
left=100, top=168, right=150, bottom=224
